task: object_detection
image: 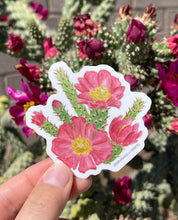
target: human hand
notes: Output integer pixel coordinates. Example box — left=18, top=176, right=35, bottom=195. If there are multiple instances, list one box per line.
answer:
left=0, top=158, right=92, bottom=220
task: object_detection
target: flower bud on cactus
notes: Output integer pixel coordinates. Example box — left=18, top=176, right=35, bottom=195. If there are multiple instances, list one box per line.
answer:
left=118, top=4, right=132, bottom=21
left=126, top=19, right=147, bottom=44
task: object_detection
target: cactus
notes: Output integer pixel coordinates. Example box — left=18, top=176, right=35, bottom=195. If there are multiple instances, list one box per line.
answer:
left=3, top=151, right=34, bottom=180
left=55, top=18, right=74, bottom=53
left=91, top=0, right=116, bottom=23
left=53, top=67, right=89, bottom=119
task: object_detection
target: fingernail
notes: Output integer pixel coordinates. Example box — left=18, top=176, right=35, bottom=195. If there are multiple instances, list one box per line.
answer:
left=39, top=163, right=70, bottom=188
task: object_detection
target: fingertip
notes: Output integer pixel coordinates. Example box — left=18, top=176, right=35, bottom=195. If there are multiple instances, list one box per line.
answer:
left=70, top=175, right=92, bottom=199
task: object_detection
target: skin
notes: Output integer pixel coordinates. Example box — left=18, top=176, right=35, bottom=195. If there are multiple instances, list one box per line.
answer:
left=0, top=158, right=92, bottom=220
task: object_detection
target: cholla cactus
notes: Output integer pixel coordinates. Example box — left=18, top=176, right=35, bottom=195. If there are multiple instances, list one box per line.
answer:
left=0, top=1, right=178, bottom=219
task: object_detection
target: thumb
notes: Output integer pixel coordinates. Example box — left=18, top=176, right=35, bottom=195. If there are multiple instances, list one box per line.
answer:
left=15, top=163, right=73, bottom=220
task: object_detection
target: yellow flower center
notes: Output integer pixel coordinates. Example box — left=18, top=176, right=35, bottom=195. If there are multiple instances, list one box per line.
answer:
left=23, top=101, right=35, bottom=112
left=72, top=137, right=92, bottom=155
left=89, top=85, right=112, bottom=102
left=169, top=73, right=178, bottom=79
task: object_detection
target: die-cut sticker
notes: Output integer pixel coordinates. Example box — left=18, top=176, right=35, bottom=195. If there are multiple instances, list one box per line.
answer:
left=26, top=61, right=151, bottom=179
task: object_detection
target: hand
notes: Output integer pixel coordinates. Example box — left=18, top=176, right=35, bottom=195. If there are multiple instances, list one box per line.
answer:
left=0, top=158, right=92, bottom=220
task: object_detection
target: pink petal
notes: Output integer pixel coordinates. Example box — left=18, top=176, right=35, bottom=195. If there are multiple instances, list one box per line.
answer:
left=84, top=71, right=99, bottom=88
left=57, top=122, right=74, bottom=140
left=91, top=130, right=108, bottom=145
left=97, top=70, right=112, bottom=86
left=77, top=92, right=92, bottom=101
left=85, top=123, right=96, bottom=139
left=58, top=153, right=80, bottom=170
left=72, top=116, right=86, bottom=137
left=78, top=155, right=96, bottom=173
left=107, top=96, right=121, bottom=108
left=75, top=77, right=91, bottom=92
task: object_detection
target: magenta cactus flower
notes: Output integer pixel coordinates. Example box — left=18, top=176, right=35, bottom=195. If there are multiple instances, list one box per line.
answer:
left=124, top=74, right=139, bottom=90
left=126, top=19, right=147, bottom=43
left=29, top=1, right=49, bottom=20
left=7, top=34, right=23, bottom=52
left=109, top=115, right=142, bottom=146
left=43, top=37, right=59, bottom=59
left=7, top=80, right=49, bottom=137
left=15, top=59, right=41, bottom=82
left=73, top=13, right=98, bottom=37
left=143, top=113, right=153, bottom=129
left=156, top=60, right=178, bottom=106
left=113, top=176, right=132, bottom=205
left=77, top=38, right=105, bottom=60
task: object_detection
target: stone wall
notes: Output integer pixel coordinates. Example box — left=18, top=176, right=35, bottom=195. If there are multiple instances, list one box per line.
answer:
left=0, top=0, right=178, bottom=95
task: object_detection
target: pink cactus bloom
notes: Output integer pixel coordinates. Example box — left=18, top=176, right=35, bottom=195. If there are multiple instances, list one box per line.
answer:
left=109, top=116, right=142, bottom=146
left=52, top=117, right=112, bottom=173
left=73, top=13, right=98, bottom=37
left=126, top=19, right=147, bottom=43
left=31, top=111, right=46, bottom=126
left=156, top=60, right=178, bottom=106
left=167, top=34, right=178, bottom=57
left=113, top=176, right=132, bottom=205
left=169, top=118, right=178, bottom=134
left=15, top=59, right=41, bottom=82
left=52, top=100, right=62, bottom=110
left=7, top=80, right=49, bottom=137
left=43, top=37, right=59, bottom=58
left=74, top=69, right=125, bottom=109
left=77, top=38, right=105, bottom=60
left=7, top=34, right=23, bottom=52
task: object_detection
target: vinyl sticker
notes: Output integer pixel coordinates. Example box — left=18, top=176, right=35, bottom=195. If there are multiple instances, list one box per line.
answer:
left=26, top=62, right=151, bottom=178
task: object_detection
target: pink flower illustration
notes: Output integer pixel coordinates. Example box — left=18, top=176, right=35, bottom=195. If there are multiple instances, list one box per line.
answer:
left=52, top=117, right=112, bottom=173
left=167, top=34, right=178, bottom=57
left=43, top=37, right=59, bottom=59
left=74, top=70, right=125, bottom=109
left=7, top=33, right=23, bottom=52
left=109, top=115, right=142, bottom=146
left=15, top=59, right=41, bottom=82
left=31, top=111, right=46, bottom=126
left=113, top=176, right=132, bottom=205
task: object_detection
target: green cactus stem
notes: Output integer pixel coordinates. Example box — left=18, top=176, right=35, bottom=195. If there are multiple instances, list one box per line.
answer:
left=91, top=0, right=116, bottom=23
left=124, top=98, right=145, bottom=121
left=55, top=18, right=73, bottom=53
left=53, top=103, right=72, bottom=124
left=88, top=108, right=109, bottom=130
left=28, top=20, right=45, bottom=46
left=53, top=67, right=90, bottom=119
left=104, top=141, right=122, bottom=164
left=41, top=119, right=58, bottom=138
